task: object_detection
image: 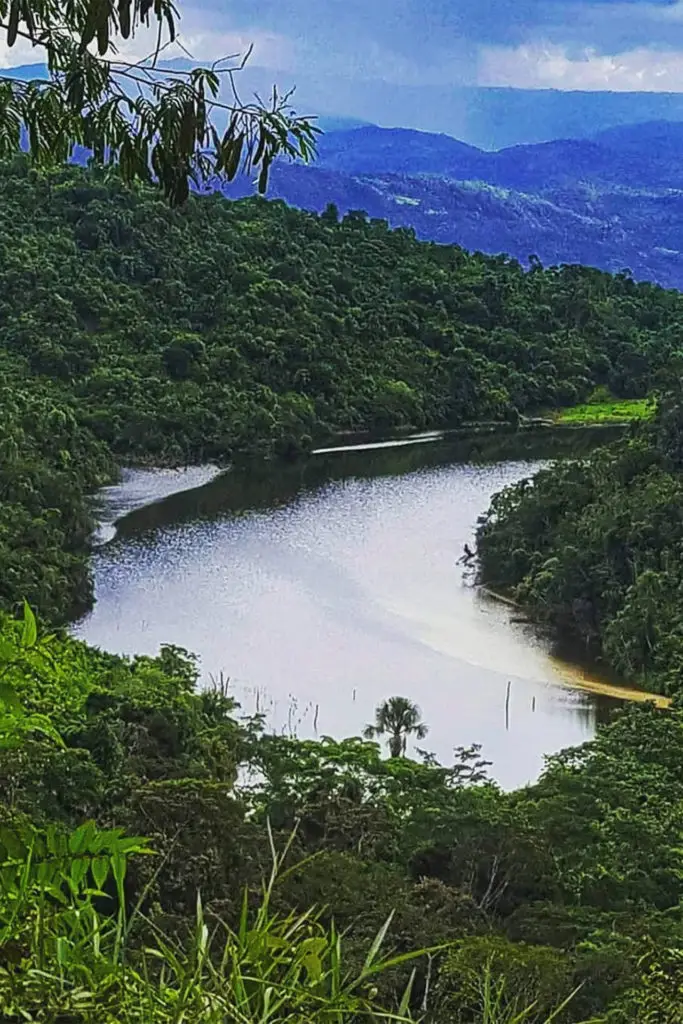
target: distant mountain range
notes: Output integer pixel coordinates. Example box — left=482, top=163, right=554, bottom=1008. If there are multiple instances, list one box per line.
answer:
left=6, top=60, right=683, bottom=287
left=216, top=121, right=683, bottom=290
left=8, top=59, right=683, bottom=148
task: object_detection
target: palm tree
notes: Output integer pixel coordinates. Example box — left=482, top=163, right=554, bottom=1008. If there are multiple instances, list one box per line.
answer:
left=363, top=697, right=428, bottom=758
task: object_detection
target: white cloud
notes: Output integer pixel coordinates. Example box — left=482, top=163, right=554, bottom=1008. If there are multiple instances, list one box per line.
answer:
left=0, top=15, right=294, bottom=71
left=478, top=41, right=683, bottom=91
left=164, top=27, right=295, bottom=69
left=0, top=37, right=42, bottom=68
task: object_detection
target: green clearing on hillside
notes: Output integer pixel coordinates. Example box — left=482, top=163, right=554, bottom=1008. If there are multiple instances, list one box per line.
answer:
left=554, top=397, right=654, bottom=425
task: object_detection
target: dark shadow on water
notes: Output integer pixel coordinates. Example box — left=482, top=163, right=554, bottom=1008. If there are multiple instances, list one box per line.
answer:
left=115, top=426, right=622, bottom=542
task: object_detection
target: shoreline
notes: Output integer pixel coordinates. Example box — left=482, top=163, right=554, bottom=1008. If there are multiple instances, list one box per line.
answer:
left=92, top=464, right=224, bottom=546
left=314, top=418, right=627, bottom=454
left=87, top=432, right=668, bottom=712
left=479, top=585, right=672, bottom=708
left=93, top=423, right=590, bottom=543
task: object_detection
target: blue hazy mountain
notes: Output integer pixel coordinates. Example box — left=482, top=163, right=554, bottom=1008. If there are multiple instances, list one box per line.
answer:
left=7, top=58, right=683, bottom=147
left=0, top=62, right=48, bottom=80
left=7, top=58, right=683, bottom=286
left=314, top=127, right=487, bottom=176
left=311, top=122, right=683, bottom=190
left=454, top=88, right=683, bottom=150
left=315, top=116, right=374, bottom=132
left=218, top=121, right=683, bottom=289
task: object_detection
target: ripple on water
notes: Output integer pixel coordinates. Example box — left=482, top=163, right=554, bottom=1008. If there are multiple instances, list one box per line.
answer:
left=76, top=456, right=615, bottom=790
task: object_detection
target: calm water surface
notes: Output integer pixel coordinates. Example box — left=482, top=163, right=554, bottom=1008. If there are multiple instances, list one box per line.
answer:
left=73, top=434, right=620, bottom=790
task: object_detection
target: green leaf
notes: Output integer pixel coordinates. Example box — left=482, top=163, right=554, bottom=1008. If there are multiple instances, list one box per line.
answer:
left=69, top=821, right=97, bottom=856
left=116, top=836, right=153, bottom=855
left=22, top=714, right=66, bottom=748
left=0, top=864, right=19, bottom=892
left=118, top=0, right=131, bottom=38
left=0, top=683, right=20, bottom=712
left=36, top=859, right=58, bottom=886
left=20, top=601, right=37, bottom=649
left=0, top=827, right=26, bottom=861
left=225, top=134, right=245, bottom=180
left=361, top=911, right=395, bottom=975
left=299, top=936, right=326, bottom=982
left=91, top=855, right=109, bottom=891
left=70, top=855, right=90, bottom=890
left=0, top=639, right=15, bottom=663
left=46, top=824, right=60, bottom=856
left=111, top=849, right=127, bottom=891
left=398, top=968, right=416, bottom=1018
left=7, top=1, right=20, bottom=48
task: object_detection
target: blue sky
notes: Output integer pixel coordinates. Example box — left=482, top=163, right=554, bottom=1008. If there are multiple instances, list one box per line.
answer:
left=170, top=0, right=683, bottom=92
left=1, top=0, right=682, bottom=93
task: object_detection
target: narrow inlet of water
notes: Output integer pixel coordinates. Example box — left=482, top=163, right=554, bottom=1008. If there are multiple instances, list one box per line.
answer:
left=73, top=432, right=642, bottom=790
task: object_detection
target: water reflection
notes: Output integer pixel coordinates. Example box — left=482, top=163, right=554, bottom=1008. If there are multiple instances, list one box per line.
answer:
left=74, top=430, right=626, bottom=790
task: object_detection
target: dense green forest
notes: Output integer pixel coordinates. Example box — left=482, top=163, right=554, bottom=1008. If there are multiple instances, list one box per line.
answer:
left=5, top=604, right=683, bottom=1021
left=4, top=158, right=683, bottom=622
left=8, top=161, right=683, bottom=1019
left=476, top=395, right=683, bottom=698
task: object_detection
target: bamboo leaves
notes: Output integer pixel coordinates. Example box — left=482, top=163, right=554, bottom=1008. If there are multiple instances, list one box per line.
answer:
left=0, top=0, right=318, bottom=203
left=20, top=599, right=37, bottom=649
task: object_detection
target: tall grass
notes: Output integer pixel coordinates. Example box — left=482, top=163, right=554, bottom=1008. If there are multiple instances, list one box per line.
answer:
left=474, top=967, right=596, bottom=1024
left=0, top=820, right=594, bottom=1022
left=0, top=823, right=424, bottom=1022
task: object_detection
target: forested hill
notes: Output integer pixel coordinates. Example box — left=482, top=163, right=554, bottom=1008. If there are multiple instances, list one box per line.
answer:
left=221, top=122, right=683, bottom=291
left=475, top=397, right=683, bottom=698
left=4, top=157, right=683, bottom=452
left=10, top=166, right=683, bottom=1024
left=3, top=157, right=683, bottom=622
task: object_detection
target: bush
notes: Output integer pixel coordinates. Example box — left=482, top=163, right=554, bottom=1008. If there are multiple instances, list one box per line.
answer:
left=433, top=935, right=576, bottom=1023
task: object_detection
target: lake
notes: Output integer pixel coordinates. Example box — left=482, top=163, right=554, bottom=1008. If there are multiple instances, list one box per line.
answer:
left=73, top=430, right=638, bottom=790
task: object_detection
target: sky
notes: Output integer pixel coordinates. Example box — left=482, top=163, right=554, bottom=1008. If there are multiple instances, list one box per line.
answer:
left=157, top=0, right=683, bottom=93
left=4, top=0, right=683, bottom=144
left=4, top=0, right=683, bottom=93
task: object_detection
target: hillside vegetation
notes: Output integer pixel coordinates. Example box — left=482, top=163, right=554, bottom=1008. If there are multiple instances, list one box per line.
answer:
left=5, top=604, right=683, bottom=1021
left=5, top=164, right=683, bottom=1020
left=222, top=122, right=683, bottom=290
left=476, top=393, right=683, bottom=696
left=4, top=159, right=683, bottom=620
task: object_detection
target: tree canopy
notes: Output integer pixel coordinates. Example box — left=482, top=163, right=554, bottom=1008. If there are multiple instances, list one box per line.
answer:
left=3, top=601, right=683, bottom=1020
left=0, top=150, right=683, bottom=1017
left=364, top=697, right=429, bottom=758
left=476, top=403, right=683, bottom=697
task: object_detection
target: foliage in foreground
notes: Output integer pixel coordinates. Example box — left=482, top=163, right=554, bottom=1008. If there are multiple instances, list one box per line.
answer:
left=0, top=818, right=425, bottom=1022
left=0, top=0, right=317, bottom=205
left=2, top=605, right=683, bottom=1020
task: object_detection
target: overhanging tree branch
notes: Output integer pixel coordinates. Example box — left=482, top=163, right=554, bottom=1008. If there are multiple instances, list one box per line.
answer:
left=0, top=0, right=319, bottom=203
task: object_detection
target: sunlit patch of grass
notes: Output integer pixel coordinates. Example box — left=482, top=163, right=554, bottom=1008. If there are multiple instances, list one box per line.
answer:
left=554, top=398, right=654, bottom=425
